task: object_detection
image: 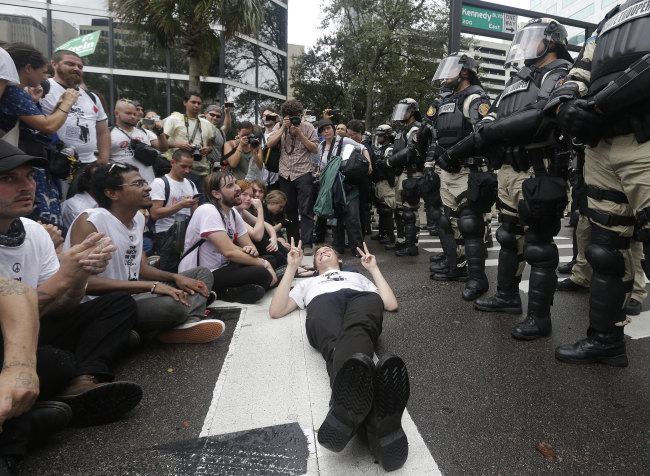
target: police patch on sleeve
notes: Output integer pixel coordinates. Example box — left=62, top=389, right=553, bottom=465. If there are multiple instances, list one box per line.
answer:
left=427, top=106, right=436, bottom=117
left=554, top=78, right=566, bottom=89
left=478, top=103, right=490, bottom=116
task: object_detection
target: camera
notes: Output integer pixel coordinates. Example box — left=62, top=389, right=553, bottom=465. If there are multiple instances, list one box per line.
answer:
left=289, top=116, right=301, bottom=127
left=224, top=101, right=235, bottom=108
left=190, top=144, right=203, bottom=161
left=329, top=109, right=340, bottom=116
left=265, top=114, right=278, bottom=121
left=246, top=134, right=260, bottom=148
left=131, top=140, right=160, bottom=166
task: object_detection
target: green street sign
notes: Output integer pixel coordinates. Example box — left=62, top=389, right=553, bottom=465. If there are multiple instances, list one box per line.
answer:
left=462, top=6, right=517, bottom=34
left=55, top=31, right=101, bottom=57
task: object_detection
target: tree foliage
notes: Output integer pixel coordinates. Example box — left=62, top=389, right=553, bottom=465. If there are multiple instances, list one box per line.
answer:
left=291, top=0, right=449, bottom=130
left=109, top=0, right=263, bottom=91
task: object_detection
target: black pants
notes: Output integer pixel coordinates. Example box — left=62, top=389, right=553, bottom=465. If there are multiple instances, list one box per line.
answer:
left=334, top=195, right=363, bottom=253
left=305, top=290, right=383, bottom=384
left=212, top=263, right=273, bottom=294
left=279, top=173, right=315, bottom=249
left=0, top=346, right=75, bottom=458
left=38, top=292, right=137, bottom=381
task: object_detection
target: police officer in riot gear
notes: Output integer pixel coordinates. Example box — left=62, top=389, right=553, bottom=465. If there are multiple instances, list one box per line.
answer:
left=386, top=98, right=424, bottom=256
left=545, top=0, right=650, bottom=366
left=446, top=18, right=574, bottom=339
left=428, top=54, right=494, bottom=301
left=370, top=125, right=397, bottom=244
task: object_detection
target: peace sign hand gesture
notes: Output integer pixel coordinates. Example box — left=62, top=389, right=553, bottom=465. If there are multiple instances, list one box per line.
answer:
left=356, top=242, right=377, bottom=271
left=287, top=238, right=303, bottom=267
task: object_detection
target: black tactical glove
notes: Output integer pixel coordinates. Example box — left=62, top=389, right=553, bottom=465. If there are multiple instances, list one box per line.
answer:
left=423, top=165, right=437, bottom=182
left=556, top=99, right=605, bottom=147
left=437, top=151, right=461, bottom=174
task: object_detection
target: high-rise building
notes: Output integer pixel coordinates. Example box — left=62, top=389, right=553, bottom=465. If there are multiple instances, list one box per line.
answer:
left=0, top=0, right=289, bottom=124
left=465, top=39, right=510, bottom=100
left=529, top=0, right=618, bottom=44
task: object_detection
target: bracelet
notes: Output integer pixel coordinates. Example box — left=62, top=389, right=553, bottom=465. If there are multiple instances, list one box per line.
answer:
left=150, top=281, right=160, bottom=294
left=57, top=106, right=70, bottom=114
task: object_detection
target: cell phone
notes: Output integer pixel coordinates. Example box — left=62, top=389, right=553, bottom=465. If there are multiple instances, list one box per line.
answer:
left=329, top=109, right=340, bottom=116
left=305, top=109, right=313, bottom=115
left=224, top=102, right=235, bottom=108
left=192, top=194, right=201, bottom=199
left=141, top=118, right=155, bottom=126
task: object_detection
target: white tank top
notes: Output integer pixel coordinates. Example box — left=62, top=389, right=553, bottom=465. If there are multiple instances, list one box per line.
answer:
left=65, top=207, right=145, bottom=282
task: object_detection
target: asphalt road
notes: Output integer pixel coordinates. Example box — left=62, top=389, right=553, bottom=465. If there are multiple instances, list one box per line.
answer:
left=24, top=217, right=650, bottom=475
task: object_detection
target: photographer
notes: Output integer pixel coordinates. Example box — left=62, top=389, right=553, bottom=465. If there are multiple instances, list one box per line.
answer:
left=163, top=92, right=214, bottom=203
left=222, top=121, right=263, bottom=181
left=266, top=99, right=319, bottom=256
left=139, top=110, right=169, bottom=153
left=109, top=99, right=163, bottom=185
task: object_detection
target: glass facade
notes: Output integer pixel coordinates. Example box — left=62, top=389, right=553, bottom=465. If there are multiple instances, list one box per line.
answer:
left=0, top=0, right=288, bottom=125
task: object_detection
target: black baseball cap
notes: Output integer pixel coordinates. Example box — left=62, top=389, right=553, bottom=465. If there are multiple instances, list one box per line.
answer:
left=0, top=139, right=49, bottom=172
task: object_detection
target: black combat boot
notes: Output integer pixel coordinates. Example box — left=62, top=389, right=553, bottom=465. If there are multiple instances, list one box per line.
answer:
left=555, top=271, right=631, bottom=367
left=431, top=229, right=466, bottom=280
left=429, top=208, right=441, bottom=236
left=462, top=237, right=489, bottom=301
left=395, top=209, right=418, bottom=256
left=429, top=252, right=445, bottom=263
left=474, top=247, right=522, bottom=313
left=379, top=207, right=395, bottom=244
left=511, top=266, right=556, bottom=339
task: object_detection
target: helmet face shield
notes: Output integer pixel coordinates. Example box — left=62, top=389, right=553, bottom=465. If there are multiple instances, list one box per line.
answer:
left=391, top=103, right=411, bottom=122
left=505, top=24, right=548, bottom=67
left=433, top=56, right=464, bottom=83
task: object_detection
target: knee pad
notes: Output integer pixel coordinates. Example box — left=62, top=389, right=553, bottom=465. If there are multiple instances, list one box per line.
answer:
left=403, top=208, right=416, bottom=224
left=458, top=208, right=484, bottom=238
left=496, top=225, right=519, bottom=252
left=585, top=243, right=626, bottom=277
left=524, top=241, right=559, bottom=268
left=438, top=213, right=452, bottom=234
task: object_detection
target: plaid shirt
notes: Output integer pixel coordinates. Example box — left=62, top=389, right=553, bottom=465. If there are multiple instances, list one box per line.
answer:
left=273, top=122, right=319, bottom=180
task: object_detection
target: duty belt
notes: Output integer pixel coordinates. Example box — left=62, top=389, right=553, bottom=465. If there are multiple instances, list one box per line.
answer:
left=585, top=184, right=629, bottom=204
left=586, top=209, right=635, bottom=227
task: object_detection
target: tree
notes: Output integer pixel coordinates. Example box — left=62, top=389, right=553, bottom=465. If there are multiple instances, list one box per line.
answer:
left=109, top=0, right=264, bottom=91
left=291, top=0, right=449, bottom=129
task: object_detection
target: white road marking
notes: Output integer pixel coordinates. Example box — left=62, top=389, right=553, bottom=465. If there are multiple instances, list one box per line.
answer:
left=423, top=244, right=573, bottom=252
left=201, top=262, right=442, bottom=474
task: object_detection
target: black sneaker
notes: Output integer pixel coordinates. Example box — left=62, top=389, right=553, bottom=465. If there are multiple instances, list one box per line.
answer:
left=366, top=354, right=410, bottom=472
left=624, top=298, right=642, bottom=316
left=317, top=354, right=375, bottom=453
left=221, top=284, right=265, bottom=304
left=556, top=278, right=589, bottom=293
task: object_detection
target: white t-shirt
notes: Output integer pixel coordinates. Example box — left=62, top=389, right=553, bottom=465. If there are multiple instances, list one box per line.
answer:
left=0, top=218, right=60, bottom=288
left=317, top=137, right=363, bottom=169
left=39, top=78, right=108, bottom=163
left=150, top=175, right=197, bottom=233
left=289, top=269, right=378, bottom=309
left=64, top=208, right=145, bottom=285
left=61, top=191, right=98, bottom=230
left=178, top=204, right=247, bottom=273
left=0, top=48, right=19, bottom=84
left=109, top=126, right=156, bottom=185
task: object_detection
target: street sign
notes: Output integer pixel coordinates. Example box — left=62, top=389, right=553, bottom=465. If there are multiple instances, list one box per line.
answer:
left=461, top=5, right=517, bottom=34
left=55, top=31, right=101, bottom=57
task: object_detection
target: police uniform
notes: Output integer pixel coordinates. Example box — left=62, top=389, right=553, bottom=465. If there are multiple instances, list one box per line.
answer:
left=371, top=131, right=397, bottom=244
left=548, top=0, right=650, bottom=366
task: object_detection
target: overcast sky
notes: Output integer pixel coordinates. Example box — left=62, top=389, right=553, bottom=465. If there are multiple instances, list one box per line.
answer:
left=287, top=0, right=533, bottom=50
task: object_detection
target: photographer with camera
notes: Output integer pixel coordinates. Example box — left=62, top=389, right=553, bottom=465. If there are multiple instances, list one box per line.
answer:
left=163, top=92, right=214, bottom=203
left=266, top=100, right=320, bottom=256
left=222, top=121, right=263, bottom=181
left=139, top=110, right=169, bottom=154
left=109, top=99, right=164, bottom=185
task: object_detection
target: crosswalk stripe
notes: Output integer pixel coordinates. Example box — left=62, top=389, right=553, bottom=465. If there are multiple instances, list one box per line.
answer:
left=418, top=236, right=569, bottom=244
left=423, top=244, right=573, bottom=253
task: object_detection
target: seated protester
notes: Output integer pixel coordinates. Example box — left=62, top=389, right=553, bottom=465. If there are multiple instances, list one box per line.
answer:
left=149, top=149, right=198, bottom=253
left=269, top=241, right=410, bottom=471
left=235, top=180, right=287, bottom=269
left=263, top=190, right=289, bottom=245
left=61, top=163, right=98, bottom=229
left=0, top=140, right=143, bottom=434
left=179, top=170, right=277, bottom=304
left=250, top=178, right=266, bottom=200
left=315, top=119, right=371, bottom=257
left=109, top=99, right=163, bottom=186
left=65, top=162, right=224, bottom=345
left=222, top=121, right=263, bottom=181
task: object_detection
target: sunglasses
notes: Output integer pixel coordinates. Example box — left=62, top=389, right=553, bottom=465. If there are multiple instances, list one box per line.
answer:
left=208, top=113, right=222, bottom=118
left=108, top=162, right=127, bottom=174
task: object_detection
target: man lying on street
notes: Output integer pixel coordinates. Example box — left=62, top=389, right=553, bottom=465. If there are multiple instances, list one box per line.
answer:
left=269, top=239, right=410, bottom=472
left=65, top=162, right=224, bottom=345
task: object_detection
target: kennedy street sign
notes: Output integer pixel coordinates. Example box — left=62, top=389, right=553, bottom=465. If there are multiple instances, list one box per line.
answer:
left=55, top=31, right=101, bottom=57
left=462, top=5, right=517, bottom=34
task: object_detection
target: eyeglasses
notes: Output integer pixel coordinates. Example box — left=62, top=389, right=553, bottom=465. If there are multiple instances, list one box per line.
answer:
left=117, top=179, right=148, bottom=189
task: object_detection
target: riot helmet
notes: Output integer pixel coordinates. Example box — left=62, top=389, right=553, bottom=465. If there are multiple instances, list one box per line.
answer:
left=505, top=18, right=573, bottom=67
left=391, top=98, right=421, bottom=122
left=433, top=53, right=480, bottom=88
left=374, top=124, right=393, bottom=146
